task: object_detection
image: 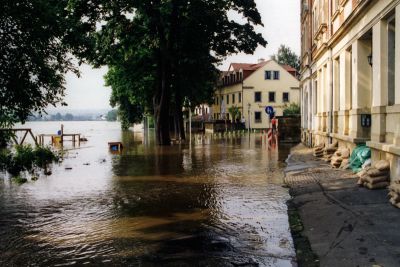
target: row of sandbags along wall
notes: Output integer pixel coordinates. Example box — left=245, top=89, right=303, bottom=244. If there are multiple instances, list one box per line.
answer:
left=313, top=141, right=350, bottom=169
left=313, top=143, right=400, bottom=208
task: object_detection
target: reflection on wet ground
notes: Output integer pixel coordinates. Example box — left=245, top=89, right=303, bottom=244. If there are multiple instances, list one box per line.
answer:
left=0, top=122, right=296, bottom=266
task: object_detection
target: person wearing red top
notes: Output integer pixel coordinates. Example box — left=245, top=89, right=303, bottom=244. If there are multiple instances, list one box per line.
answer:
left=271, top=116, right=277, bottom=134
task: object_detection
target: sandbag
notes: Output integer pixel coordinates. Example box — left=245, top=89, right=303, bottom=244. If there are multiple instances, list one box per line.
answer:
left=357, top=169, right=368, bottom=178
left=374, top=160, right=390, bottom=171
left=325, top=147, right=337, bottom=153
left=390, top=193, right=400, bottom=203
left=340, top=149, right=350, bottom=159
left=363, top=175, right=389, bottom=185
left=340, top=159, right=350, bottom=169
left=366, top=168, right=389, bottom=178
left=389, top=184, right=400, bottom=194
left=364, top=181, right=389, bottom=190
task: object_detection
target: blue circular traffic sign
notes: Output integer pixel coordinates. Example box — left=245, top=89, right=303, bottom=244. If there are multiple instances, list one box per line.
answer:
left=265, top=106, right=274, bottom=115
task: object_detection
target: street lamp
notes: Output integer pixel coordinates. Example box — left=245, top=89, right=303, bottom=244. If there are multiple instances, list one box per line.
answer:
left=247, top=103, right=251, bottom=132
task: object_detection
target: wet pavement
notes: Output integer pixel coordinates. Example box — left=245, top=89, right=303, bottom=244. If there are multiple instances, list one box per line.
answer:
left=0, top=122, right=296, bottom=266
left=286, top=144, right=400, bottom=267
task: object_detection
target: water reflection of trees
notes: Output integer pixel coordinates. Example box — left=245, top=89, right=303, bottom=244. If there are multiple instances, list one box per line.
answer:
left=108, top=132, right=296, bottom=264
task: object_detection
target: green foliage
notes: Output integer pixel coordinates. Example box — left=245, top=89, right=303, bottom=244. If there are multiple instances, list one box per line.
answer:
left=0, top=145, right=58, bottom=176
left=228, top=106, right=241, bottom=122
left=12, top=176, right=28, bottom=184
left=68, top=0, right=267, bottom=144
left=106, top=110, right=118, bottom=122
left=0, top=0, right=91, bottom=127
left=273, top=44, right=300, bottom=72
left=33, top=146, right=59, bottom=169
left=0, top=129, right=15, bottom=148
left=283, top=103, right=301, bottom=116
left=0, top=149, right=12, bottom=171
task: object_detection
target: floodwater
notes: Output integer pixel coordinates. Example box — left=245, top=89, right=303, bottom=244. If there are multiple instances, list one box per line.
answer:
left=0, top=121, right=296, bottom=266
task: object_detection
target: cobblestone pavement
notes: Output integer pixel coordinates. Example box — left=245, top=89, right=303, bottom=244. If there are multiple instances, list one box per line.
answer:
left=285, top=144, right=400, bottom=267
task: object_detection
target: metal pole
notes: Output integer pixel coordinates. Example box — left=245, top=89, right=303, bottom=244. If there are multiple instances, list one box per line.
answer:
left=189, top=102, right=192, bottom=141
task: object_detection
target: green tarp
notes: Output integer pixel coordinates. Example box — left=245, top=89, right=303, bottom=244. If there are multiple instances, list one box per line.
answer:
left=349, top=145, right=371, bottom=173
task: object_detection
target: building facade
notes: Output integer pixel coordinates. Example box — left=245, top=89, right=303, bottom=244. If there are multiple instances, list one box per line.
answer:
left=213, top=60, right=300, bottom=129
left=300, top=0, right=400, bottom=179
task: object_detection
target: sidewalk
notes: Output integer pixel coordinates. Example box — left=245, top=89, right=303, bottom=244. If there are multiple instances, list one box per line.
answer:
left=285, top=144, right=400, bottom=267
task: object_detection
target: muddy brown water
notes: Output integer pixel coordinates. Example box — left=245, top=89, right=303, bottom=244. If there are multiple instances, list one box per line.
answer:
left=0, top=122, right=296, bottom=266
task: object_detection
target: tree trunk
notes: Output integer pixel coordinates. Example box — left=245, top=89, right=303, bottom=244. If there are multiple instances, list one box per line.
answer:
left=174, top=93, right=185, bottom=140
left=153, top=35, right=171, bottom=145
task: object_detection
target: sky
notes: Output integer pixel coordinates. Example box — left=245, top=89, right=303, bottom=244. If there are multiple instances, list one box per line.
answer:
left=56, top=0, right=300, bottom=111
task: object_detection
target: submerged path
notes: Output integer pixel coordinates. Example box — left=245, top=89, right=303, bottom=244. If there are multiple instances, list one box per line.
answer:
left=0, top=123, right=296, bottom=266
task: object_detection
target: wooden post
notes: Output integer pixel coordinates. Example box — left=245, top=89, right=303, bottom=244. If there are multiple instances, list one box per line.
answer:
left=29, top=130, right=39, bottom=146
left=60, top=124, right=64, bottom=144
left=19, top=130, right=29, bottom=145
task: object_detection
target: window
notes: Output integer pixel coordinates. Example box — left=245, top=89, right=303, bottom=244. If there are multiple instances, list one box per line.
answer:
left=265, top=71, right=272, bottom=80
left=254, top=92, right=262, bottom=102
left=239, top=92, right=242, bottom=103
left=273, top=71, right=280, bottom=80
left=226, top=94, right=229, bottom=104
left=283, top=92, right=289, bottom=102
left=232, top=94, right=236, bottom=104
left=255, top=112, right=262, bottom=123
left=221, top=95, right=224, bottom=103
left=269, top=92, right=276, bottom=102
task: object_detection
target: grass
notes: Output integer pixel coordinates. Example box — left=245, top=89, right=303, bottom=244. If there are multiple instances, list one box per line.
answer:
left=287, top=199, right=320, bottom=267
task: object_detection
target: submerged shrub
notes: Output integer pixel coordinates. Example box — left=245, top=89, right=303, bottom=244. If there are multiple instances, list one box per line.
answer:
left=0, top=145, right=59, bottom=178
left=12, top=175, right=28, bottom=184
left=0, top=149, right=12, bottom=171
left=33, top=146, right=59, bottom=169
left=0, top=130, right=15, bottom=148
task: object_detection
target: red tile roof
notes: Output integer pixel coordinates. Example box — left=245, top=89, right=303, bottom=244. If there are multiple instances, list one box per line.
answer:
left=281, top=64, right=297, bottom=72
left=230, top=60, right=270, bottom=71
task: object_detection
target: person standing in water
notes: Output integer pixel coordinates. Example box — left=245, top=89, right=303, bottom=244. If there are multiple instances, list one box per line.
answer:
left=271, top=116, right=277, bottom=134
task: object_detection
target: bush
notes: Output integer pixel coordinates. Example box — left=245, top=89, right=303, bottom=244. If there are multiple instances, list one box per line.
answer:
left=0, top=149, right=12, bottom=171
left=0, top=145, right=59, bottom=177
left=33, top=146, right=59, bottom=169
left=283, top=103, right=300, bottom=116
left=0, top=130, right=15, bottom=148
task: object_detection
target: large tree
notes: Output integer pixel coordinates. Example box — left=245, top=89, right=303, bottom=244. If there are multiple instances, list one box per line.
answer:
left=68, top=0, right=266, bottom=145
left=0, top=0, right=91, bottom=128
left=272, top=44, right=300, bottom=72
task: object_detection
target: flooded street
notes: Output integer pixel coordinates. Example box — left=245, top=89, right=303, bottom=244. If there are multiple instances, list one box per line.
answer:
left=0, top=122, right=296, bottom=266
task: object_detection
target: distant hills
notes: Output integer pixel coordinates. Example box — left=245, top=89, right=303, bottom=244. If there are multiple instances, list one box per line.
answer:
left=28, top=109, right=117, bottom=122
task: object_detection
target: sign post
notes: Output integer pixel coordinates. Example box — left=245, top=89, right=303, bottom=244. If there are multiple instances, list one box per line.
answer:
left=265, top=106, right=275, bottom=144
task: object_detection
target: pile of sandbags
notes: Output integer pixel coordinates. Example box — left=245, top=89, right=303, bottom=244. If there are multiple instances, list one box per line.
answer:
left=330, top=148, right=350, bottom=168
left=388, top=180, right=400, bottom=208
left=322, top=142, right=338, bottom=162
left=356, top=160, right=390, bottom=189
left=313, top=143, right=325, bottom=158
